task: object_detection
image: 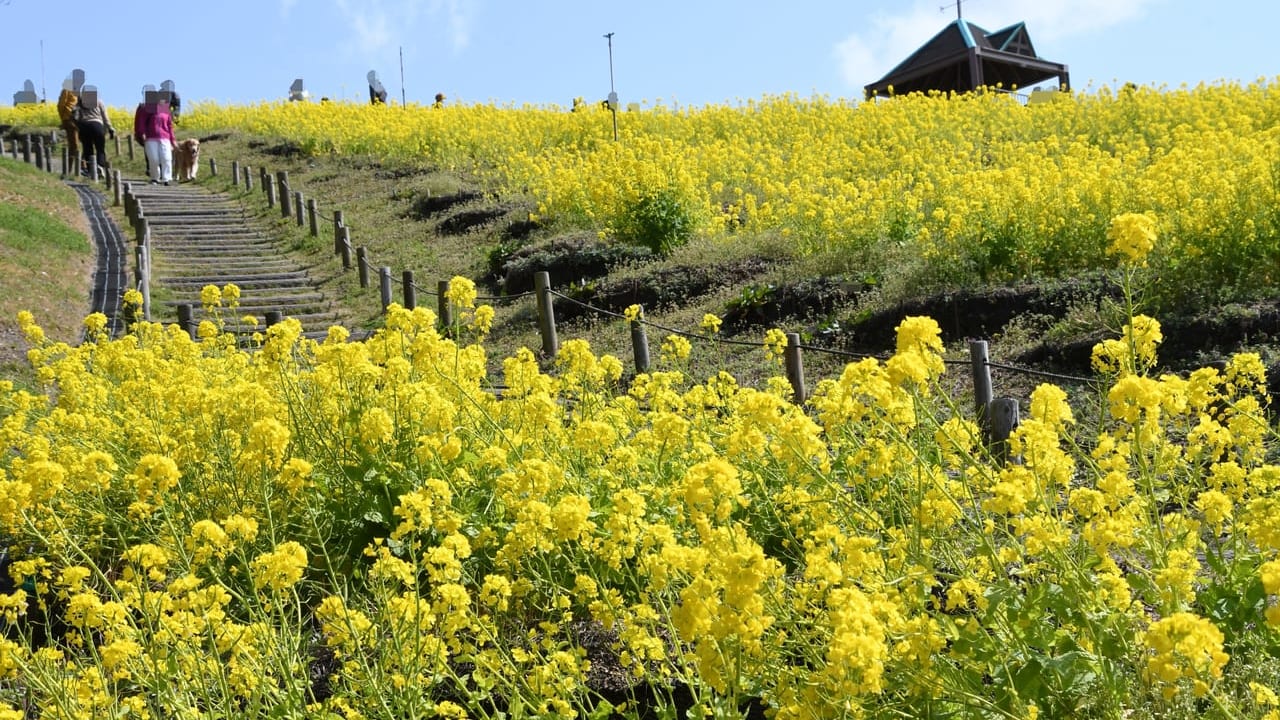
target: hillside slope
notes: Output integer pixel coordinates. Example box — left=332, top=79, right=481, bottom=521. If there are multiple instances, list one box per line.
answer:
left=169, top=131, right=1280, bottom=400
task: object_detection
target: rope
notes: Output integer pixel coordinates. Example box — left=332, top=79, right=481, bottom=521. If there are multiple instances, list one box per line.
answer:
left=796, top=343, right=887, bottom=361
left=549, top=290, right=627, bottom=320
left=549, top=289, right=766, bottom=348
left=476, top=290, right=537, bottom=303
left=411, top=280, right=440, bottom=297
left=984, top=360, right=1100, bottom=386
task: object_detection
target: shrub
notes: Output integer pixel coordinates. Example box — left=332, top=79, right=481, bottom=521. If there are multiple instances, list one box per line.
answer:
left=615, top=187, right=696, bottom=257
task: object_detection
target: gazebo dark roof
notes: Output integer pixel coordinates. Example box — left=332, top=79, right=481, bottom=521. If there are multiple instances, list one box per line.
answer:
left=864, top=19, right=1069, bottom=99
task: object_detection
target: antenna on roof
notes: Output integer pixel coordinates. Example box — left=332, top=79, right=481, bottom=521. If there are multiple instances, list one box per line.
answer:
left=940, top=0, right=966, bottom=19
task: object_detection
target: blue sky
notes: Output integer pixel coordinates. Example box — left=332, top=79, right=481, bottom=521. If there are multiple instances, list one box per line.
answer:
left=2, top=0, right=1277, bottom=108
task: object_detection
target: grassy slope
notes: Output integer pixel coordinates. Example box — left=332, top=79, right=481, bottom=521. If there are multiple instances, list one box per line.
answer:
left=0, top=156, right=94, bottom=384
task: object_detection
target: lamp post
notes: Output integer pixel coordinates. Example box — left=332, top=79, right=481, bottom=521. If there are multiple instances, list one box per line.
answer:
left=604, top=32, right=618, bottom=141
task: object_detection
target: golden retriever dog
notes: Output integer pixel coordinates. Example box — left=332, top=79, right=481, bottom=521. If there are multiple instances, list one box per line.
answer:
left=174, top=138, right=200, bottom=182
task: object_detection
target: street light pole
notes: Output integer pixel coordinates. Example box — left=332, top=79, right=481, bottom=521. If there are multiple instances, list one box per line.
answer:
left=604, top=32, right=618, bottom=141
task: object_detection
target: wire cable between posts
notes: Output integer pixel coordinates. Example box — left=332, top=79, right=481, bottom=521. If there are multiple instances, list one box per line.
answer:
left=549, top=289, right=765, bottom=349
left=476, top=290, right=537, bottom=303
left=547, top=290, right=1117, bottom=387
left=984, top=360, right=1100, bottom=386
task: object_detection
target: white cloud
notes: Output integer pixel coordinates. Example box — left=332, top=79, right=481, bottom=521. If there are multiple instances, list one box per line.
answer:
left=442, top=0, right=474, bottom=51
left=835, top=0, right=1159, bottom=92
left=333, top=0, right=476, bottom=55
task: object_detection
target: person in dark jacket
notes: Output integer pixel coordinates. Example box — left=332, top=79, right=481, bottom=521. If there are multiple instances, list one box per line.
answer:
left=74, top=87, right=116, bottom=178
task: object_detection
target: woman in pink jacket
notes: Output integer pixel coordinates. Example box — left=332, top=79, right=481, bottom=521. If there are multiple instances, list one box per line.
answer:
left=134, top=101, right=177, bottom=185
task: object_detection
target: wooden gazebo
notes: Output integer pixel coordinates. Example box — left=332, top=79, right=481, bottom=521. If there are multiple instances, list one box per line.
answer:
left=864, top=18, right=1070, bottom=99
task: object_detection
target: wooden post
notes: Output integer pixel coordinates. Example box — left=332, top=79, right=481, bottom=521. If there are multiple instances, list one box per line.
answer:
left=307, top=198, right=318, bottom=237
left=784, top=332, right=807, bottom=405
left=135, top=217, right=149, bottom=248
left=970, top=340, right=993, bottom=440
left=265, top=178, right=276, bottom=208
left=277, top=171, right=290, bottom=218
left=135, top=246, right=151, bottom=321
left=294, top=191, right=305, bottom=226
left=33, top=137, right=43, bottom=170
left=379, top=267, right=393, bottom=312
left=339, top=227, right=352, bottom=269
left=332, top=210, right=344, bottom=254
left=127, top=135, right=134, bottom=160
left=209, top=157, right=218, bottom=177
left=357, top=247, right=370, bottom=288
left=259, top=167, right=269, bottom=194
left=534, top=271, right=558, bottom=358
left=177, top=303, right=196, bottom=340
left=112, top=171, right=122, bottom=206
left=437, top=280, right=453, bottom=328
left=988, top=398, right=1021, bottom=465
left=630, top=315, right=650, bottom=374
left=22, top=135, right=30, bottom=164
left=231, top=160, right=240, bottom=187
left=402, top=270, right=417, bottom=310
left=265, top=310, right=283, bottom=327
left=113, top=134, right=121, bottom=156
left=61, top=145, right=69, bottom=178
left=123, top=183, right=135, bottom=219
left=242, top=165, right=252, bottom=190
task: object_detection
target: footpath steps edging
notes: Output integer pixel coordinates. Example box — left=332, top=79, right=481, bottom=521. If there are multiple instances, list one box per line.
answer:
left=126, top=179, right=347, bottom=338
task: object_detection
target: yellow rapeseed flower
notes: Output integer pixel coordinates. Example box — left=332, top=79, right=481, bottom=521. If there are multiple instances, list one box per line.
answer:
left=1106, top=212, right=1157, bottom=265
left=1142, top=612, right=1228, bottom=699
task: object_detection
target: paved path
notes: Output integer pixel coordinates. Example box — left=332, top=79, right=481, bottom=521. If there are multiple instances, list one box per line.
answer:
left=72, top=181, right=131, bottom=338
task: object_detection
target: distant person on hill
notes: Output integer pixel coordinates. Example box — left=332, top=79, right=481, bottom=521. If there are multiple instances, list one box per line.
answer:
left=161, top=79, right=181, bottom=123
left=74, top=89, right=116, bottom=179
left=433, top=92, right=445, bottom=108
left=137, top=101, right=177, bottom=185
left=56, top=81, right=79, bottom=171
left=368, top=70, right=388, bottom=105
left=134, top=88, right=156, bottom=178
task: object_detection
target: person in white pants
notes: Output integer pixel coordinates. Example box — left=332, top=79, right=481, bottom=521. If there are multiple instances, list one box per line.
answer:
left=135, top=101, right=176, bottom=185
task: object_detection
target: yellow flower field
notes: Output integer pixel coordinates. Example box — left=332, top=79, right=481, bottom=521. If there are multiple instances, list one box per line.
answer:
left=11, top=81, right=1278, bottom=306
left=3, top=87, right=1280, bottom=717
left=1, top=243, right=1279, bottom=718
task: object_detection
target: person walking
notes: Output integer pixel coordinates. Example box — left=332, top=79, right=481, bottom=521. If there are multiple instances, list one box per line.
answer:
left=136, top=100, right=177, bottom=185
left=74, top=88, right=116, bottom=179
left=133, top=89, right=155, bottom=178
left=161, top=80, right=181, bottom=123
left=56, top=81, right=80, bottom=172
